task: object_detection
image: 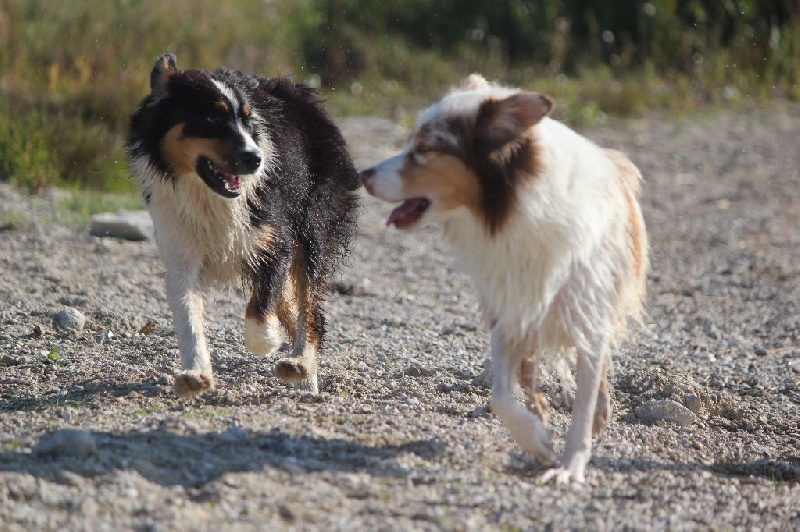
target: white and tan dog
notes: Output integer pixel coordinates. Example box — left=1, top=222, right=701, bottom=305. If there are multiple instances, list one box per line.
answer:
left=360, top=75, right=648, bottom=483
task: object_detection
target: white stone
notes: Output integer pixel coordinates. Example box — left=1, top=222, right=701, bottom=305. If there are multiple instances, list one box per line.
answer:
left=33, top=428, right=97, bottom=458
left=90, top=210, right=153, bottom=241
left=636, top=399, right=697, bottom=427
left=53, top=307, right=86, bottom=333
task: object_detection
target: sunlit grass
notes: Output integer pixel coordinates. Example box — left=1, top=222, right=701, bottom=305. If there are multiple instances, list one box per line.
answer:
left=0, top=0, right=797, bottom=195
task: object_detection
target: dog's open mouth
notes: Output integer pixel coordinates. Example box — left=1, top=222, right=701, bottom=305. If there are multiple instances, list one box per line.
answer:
left=386, top=197, right=430, bottom=229
left=196, top=156, right=242, bottom=198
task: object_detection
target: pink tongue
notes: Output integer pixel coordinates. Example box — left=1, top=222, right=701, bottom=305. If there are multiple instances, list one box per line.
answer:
left=223, top=173, right=241, bottom=192
left=386, top=198, right=429, bottom=229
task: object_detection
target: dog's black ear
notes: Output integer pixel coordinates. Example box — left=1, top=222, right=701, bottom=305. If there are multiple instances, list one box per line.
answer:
left=150, top=53, right=179, bottom=98
left=476, top=92, right=554, bottom=147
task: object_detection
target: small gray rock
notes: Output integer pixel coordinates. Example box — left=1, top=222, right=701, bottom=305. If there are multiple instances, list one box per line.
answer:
left=683, top=395, right=703, bottom=414
left=53, top=307, right=86, bottom=333
left=467, top=405, right=491, bottom=418
left=33, top=429, right=97, bottom=459
left=90, top=210, right=153, bottom=241
left=636, top=399, right=697, bottom=426
left=470, top=357, right=493, bottom=388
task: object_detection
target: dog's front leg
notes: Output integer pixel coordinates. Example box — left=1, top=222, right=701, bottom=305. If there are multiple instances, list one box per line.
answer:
left=165, top=264, right=214, bottom=398
left=274, top=250, right=321, bottom=395
left=489, top=328, right=556, bottom=464
left=247, top=243, right=320, bottom=394
left=540, top=336, right=608, bottom=484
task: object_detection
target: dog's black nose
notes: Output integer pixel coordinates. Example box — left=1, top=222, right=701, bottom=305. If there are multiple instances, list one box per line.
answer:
left=236, top=150, right=262, bottom=173
left=239, top=150, right=261, bottom=168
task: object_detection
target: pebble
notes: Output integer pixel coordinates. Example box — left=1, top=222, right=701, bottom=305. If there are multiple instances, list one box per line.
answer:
left=33, top=428, right=97, bottom=459
left=468, top=405, right=491, bottom=418
left=331, top=278, right=372, bottom=296
left=89, top=210, right=153, bottom=241
left=683, top=395, right=703, bottom=414
left=54, top=470, right=86, bottom=488
left=53, top=307, right=86, bottom=333
left=636, top=399, right=697, bottom=427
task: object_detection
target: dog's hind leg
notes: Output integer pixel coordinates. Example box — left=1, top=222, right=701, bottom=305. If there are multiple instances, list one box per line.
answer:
left=244, top=285, right=290, bottom=358
left=165, top=264, right=215, bottom=398
left=541, top=336, right=609, bottom=484
left=592, top=354, right=611, bottom=436
left=490, top=329, right=556, bottom=464
left=274, top=246, right=321, bottom=394
left=244, top=244, right=292, bottom=357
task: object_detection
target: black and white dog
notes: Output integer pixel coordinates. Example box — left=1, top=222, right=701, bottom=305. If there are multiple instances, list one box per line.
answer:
left=127, top=53, right=359, bottom=397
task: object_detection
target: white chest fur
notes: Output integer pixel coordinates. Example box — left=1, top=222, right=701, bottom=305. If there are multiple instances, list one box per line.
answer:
left=146, top=174, right=258, bottom=285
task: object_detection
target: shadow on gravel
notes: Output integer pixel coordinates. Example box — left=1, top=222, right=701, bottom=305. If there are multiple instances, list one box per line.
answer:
left=709, top=458, right=800, bottom=483
left=0, top=381, right=162, bottom=412
left=0, top=427, right=445, bottom=488
left=506, top=455, right=800, bottom=484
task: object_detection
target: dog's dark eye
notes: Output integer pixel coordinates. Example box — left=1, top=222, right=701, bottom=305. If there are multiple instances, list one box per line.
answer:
left=204, top=115, right=224, bottom=126
left=407, top=146, right=432, bottom=165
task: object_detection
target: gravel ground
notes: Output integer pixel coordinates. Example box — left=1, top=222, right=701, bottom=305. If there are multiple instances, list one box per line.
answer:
left=1, top=104, right=799, bottom=531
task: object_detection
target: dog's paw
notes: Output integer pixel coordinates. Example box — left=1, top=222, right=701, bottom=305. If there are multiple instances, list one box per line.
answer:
left=244, top=316, right=284, bottom=356
left=174, top=370, right=214, bottom=398
left=539, top=449, right=591, bottom=484
left=275, top=358, right=318, bottom=394
left=275, top=358, right=309, bottom=382
left=525, top=433, right=558, bottom=466
left=512, top=421, right=557, bottom=465
left=538, top=466, right=585, bottom=485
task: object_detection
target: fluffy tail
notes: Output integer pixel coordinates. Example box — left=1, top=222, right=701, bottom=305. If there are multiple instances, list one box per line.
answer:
left=606, top=149, right=648, bottom=336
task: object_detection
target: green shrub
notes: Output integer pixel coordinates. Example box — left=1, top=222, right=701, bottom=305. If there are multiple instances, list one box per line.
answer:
left=0, top=0, right=798, bottom=192
left=0, top=100, right=60, bottom=190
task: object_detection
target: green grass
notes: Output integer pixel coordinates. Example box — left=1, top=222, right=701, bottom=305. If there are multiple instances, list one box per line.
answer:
left=54, top=189, right=144, bottom=226
left=1, top=186, right=143, bottom=227
left=0, top=0, right=798, bottom=195
left=134, top=405, right=165, bottom=417
left=46, top=345, right=60, bottom=363
left=0, top=211, right=32, bottom=229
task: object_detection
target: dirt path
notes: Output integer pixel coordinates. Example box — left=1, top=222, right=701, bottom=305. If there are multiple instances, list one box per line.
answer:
left=1, top=104, right=799, bottom=530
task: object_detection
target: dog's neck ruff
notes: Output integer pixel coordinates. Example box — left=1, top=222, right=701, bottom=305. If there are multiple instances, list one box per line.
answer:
left=135, top=154, right=262, bottom=285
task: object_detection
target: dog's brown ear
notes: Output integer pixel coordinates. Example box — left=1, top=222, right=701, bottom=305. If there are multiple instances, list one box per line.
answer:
left=476, top=92, right=554, bottom=147
left=459, top=73, right=489, bottom=91
left=150, top=53, right=179, bottom=98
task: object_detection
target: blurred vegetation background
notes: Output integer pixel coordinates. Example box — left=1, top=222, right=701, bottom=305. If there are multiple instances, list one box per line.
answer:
left=0, top=0, right=798, bottom=195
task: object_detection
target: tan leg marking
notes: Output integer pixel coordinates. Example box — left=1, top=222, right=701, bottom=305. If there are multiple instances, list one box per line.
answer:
left=275, top=246, right=319, bottom=393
